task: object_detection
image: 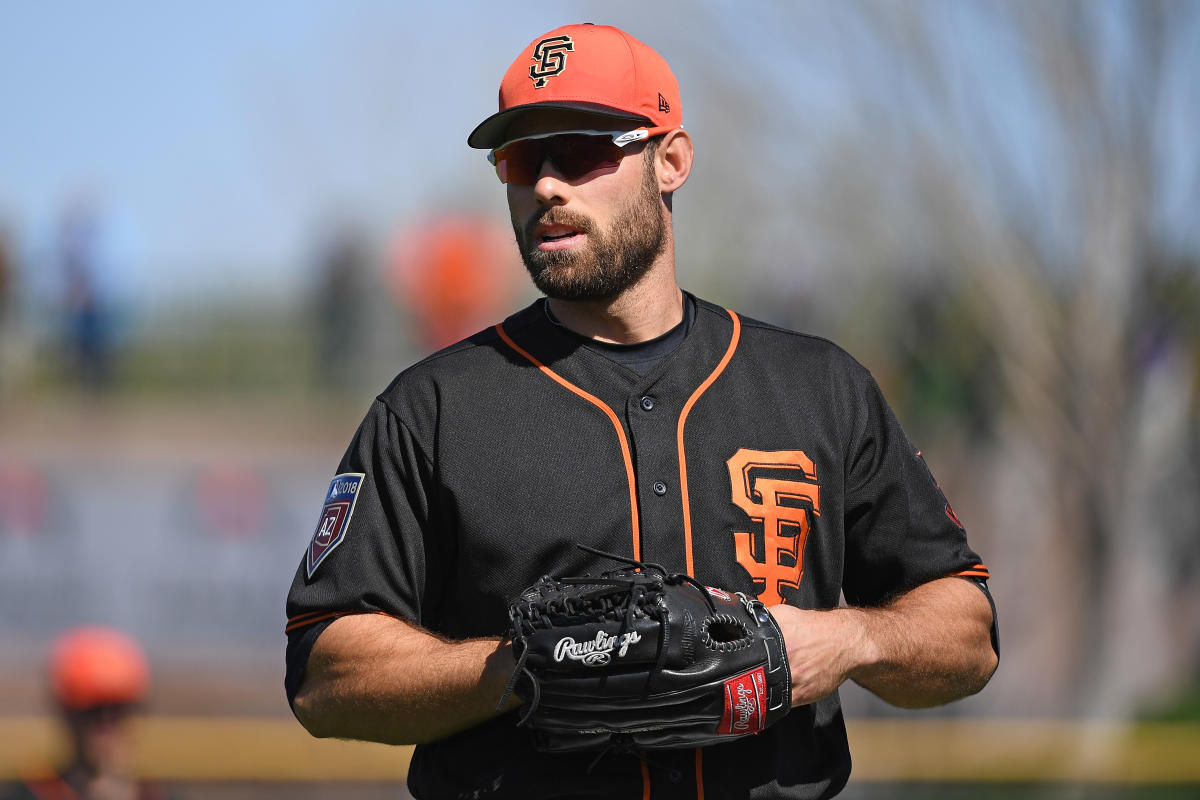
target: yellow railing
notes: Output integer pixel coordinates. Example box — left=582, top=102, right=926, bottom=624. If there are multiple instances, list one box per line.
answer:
left=1, top=717, right=1198, bottom=783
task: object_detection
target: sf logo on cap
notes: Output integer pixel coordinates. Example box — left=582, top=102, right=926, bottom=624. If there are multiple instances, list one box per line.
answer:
left=530, top=35, right=574, bottom=88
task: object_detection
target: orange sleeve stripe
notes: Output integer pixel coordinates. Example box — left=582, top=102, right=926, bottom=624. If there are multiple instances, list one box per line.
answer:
left=952, top=564, right=991, bottom=579
left=677, top=309, right=741, bottom=576
left=285, top=609, right=392, bottom=634
left=287, top=609, right=334, bottom=625
left=496, top=322, right=642, bottom=560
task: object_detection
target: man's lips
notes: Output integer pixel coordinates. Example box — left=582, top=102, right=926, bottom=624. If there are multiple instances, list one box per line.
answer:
left=533, top=223, right=585, bottom=251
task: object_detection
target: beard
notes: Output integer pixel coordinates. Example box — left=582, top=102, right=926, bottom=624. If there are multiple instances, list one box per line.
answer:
left=512, top=158, right=666, bottom=302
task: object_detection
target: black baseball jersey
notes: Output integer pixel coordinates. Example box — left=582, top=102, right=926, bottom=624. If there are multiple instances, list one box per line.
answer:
left=285, top=294, right=991, bottom=800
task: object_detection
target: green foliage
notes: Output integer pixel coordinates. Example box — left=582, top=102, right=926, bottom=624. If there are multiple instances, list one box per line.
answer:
left=1142, top=681, right=1200, bottom=724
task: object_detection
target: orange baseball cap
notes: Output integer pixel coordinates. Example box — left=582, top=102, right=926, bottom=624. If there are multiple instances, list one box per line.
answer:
left=50, top=626, right=149, bottom=710
left=468, top=23, right=682, bottom=149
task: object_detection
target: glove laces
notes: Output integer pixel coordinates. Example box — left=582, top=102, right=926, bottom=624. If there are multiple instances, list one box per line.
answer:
left=496, top=544, right=719, bottom=721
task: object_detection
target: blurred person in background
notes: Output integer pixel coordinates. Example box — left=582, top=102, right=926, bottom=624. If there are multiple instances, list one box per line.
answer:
left=0, top=221, right=12, bottom=324
left=312, top=224, right=369, bottom=393
left=56, top=197, right=115, bottom=392
left=386, top=216, right=524, bottom=351
left=0, top=626, right=171, bottom=800
left=0, top=220, right=13, bottom=388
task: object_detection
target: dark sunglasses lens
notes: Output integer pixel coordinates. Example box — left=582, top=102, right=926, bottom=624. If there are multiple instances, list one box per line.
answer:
left=549, top=136, right=625, bottom=180
left=70, top=703, right=136, bottom=725
left=494, top=139, right=539, bottom=185
left=495, top=135, right=625, bottom=185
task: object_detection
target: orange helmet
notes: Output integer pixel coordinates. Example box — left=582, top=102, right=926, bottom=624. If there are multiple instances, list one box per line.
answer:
left=50, top=627, right=149, bottom=710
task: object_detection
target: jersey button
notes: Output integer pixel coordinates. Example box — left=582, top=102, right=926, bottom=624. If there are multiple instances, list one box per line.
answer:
left=640, top=396, right=655, bottom=411
left=652, top=481, right=668, bottom=496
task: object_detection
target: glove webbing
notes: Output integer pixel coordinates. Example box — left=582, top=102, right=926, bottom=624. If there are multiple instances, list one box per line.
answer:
left=496, top=546, right=719, bottom=720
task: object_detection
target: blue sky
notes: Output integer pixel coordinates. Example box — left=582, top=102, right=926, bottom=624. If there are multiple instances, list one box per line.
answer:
left=1, top=2, right=599, bottom=303
left=2, top=1, right=1195, bottom=308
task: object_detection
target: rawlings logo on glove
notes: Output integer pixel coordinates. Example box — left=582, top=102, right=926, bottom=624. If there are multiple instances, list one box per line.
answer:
left=720, top=668, right=768, bottom=734
left=554, top=630, right=644, bottom=665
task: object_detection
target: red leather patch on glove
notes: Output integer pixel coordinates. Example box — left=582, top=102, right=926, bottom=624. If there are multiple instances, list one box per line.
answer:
left=718, top=667, right=767, bottom=735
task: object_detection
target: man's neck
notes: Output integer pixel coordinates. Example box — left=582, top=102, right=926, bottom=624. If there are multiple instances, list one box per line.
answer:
left=547, top=270, right=684, bottom=344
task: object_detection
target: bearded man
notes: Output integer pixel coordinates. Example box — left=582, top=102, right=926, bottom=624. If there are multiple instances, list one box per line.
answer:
left=285, top=23, right=997, bottom=800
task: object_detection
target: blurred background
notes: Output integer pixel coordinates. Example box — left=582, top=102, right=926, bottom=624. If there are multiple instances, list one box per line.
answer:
left=1, top=0, right=1197, bottom=797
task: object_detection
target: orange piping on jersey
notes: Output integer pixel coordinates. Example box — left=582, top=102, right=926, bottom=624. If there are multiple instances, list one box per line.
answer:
left=288, top=608, right=336, bottom=626
left=285, top=609, right=391, bottom=634
left=953, top=564, right=991, bottom=579
left=285, top=609, right=349, bottom=632
left=641, top=759, right=651, bottom=799
left=496, top=322, right=642, bottom=559
left=677, top=310, right=741, bottom=576
left=695, top=747, right=705, bottom=799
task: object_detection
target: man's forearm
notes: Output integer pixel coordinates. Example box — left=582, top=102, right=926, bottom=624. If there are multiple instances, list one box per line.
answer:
left=846, top=576, right=997, bottom=707
left=771, top=576, right=997, bottom=709
left=292, top=613, right=518, bottom=745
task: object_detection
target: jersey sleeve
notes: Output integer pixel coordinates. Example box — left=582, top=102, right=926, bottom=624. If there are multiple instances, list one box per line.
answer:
left=283, top=398, right=446, bottom=703
left=840, top=366, right=989, bottom=608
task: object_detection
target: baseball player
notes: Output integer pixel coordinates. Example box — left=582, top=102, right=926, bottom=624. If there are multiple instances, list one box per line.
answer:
left=285, top=23, right=998, bottom=799
left=0, top=627, right=172, bottom=800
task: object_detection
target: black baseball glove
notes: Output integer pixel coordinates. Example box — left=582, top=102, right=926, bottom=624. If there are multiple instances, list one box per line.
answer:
left=498, top=546, right=791, bottom=753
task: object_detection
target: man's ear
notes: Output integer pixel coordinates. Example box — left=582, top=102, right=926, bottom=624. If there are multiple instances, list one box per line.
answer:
left=656, top=129, right=693, bottom=194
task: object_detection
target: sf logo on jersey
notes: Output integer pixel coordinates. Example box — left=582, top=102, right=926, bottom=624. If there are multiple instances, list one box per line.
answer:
left=726, top=449, right=821, bottom=605
left=529, top=35, right=574, bottom=88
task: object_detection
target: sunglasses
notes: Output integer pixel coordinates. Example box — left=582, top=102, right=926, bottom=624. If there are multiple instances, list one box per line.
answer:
left=67, top=703, right=137, bottom=726
left=488, top=127, right=672, bottom=185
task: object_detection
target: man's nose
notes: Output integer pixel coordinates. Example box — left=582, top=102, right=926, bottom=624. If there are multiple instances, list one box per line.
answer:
left=532, top=157, right=569, bottom=206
